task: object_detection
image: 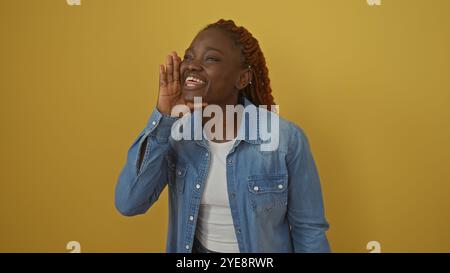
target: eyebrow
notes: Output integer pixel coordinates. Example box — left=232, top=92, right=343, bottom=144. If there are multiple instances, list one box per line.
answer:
left=185, top=46, right=224, bottom=55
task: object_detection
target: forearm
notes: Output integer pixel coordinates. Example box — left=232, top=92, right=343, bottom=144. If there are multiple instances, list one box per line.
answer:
left=115, top=107, right=178, bottom=216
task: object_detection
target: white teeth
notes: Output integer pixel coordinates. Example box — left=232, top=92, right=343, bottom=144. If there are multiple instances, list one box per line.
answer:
left=185, top=76, right=205, bottom=84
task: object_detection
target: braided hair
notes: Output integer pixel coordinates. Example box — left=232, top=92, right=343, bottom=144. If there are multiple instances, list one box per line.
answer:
left=202, top=19, right=276, bottom=109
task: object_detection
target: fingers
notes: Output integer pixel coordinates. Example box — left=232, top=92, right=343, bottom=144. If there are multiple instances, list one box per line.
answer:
left=166, top=54, right=173, bottom=82
left=159, top=64, right=166, bottom=87
left=165, top=51, right=181, bottom=84
left=172, top=52, right=180, bottom=82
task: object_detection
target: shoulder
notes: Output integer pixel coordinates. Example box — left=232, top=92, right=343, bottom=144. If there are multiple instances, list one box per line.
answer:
left=256, top=107, right=309, bottom=154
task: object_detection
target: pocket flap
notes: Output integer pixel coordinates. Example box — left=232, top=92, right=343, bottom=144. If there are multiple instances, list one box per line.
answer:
left=248, top=174, right=288, bottom=194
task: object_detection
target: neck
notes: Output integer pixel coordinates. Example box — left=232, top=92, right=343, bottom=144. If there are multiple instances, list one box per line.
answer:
left=202, top=95, right=243, bottom=143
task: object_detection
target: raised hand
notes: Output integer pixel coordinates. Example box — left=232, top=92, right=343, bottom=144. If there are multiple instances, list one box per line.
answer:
left=156, top=51, right=207, bottom=117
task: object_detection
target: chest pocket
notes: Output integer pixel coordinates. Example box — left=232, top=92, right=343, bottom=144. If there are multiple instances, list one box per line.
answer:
left=247, top=173, right=288, bottom=213
left=167, top=157, right=188, bottom=195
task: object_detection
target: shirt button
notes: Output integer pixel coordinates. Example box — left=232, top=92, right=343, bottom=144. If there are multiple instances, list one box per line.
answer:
left=278, top=184, right=284, bottom=189
left=253, top=186, right=259, bottom=192
left=189, top=215, right=194, bottom=221
left=196, top=184, right=201, bottom=189
left=237, top=229, right=241, bottom=234
left=231, top=192, right=236, bottom=198
left=205, top=153, right=209, bottom=157
left=228, top=159, right=232, bottom=163
left=177, top=170, right=182, bottom=176
left=152, top=120, right=156, bottom=126
left=185, top=244, right=190, bottom=250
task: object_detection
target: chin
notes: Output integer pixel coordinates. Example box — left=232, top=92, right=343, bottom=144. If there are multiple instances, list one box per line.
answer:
left=182, top=90, right=208, bottom=103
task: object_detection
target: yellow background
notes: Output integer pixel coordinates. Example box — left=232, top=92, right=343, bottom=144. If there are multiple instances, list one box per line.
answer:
left=1, top=0, right=449, bottom=252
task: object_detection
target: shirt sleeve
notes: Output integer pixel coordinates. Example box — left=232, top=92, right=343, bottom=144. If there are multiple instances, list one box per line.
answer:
left=286, top=123, right=331, bottom=252
left=114, top=107, right=178, bottom=216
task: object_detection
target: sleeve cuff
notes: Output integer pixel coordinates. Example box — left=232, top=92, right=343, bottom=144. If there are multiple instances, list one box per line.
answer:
left=145, top=107, right=179, bottom=140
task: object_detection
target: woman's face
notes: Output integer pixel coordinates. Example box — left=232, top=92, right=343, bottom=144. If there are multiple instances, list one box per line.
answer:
left=180, top=27, right=245, bottom=106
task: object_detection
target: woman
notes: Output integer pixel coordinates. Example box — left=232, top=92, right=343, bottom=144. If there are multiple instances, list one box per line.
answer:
left=115, top=19, right=330, bottom=253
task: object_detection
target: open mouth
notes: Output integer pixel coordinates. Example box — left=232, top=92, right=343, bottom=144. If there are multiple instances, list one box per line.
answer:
left=184, top=75, right=207, bottom=90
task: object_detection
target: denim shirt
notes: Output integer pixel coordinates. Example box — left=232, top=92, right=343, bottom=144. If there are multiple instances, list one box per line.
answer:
left=115, top=97, right=331, bottom=253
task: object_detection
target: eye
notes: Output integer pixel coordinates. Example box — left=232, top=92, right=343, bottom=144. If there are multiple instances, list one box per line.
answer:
left=183, top=54, right=192, bottom=61
left=205, top=56, right=220, bottom=63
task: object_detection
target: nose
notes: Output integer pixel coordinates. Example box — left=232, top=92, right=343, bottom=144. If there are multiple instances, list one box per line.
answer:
left=187, top=62, right=202, bottom=71
left=184, top=58, right=202, bottom=71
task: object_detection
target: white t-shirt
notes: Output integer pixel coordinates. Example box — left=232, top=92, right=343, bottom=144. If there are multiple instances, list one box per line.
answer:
left=195, top=138, right=240, bottom=253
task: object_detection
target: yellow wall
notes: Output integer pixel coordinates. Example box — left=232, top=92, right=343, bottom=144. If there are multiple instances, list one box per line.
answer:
left=1, top=0, right=449, bottom=252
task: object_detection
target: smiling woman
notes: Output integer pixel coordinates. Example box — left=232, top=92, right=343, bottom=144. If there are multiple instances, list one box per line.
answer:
left=179, top=26, right=246, bottom=106
left=115, top=19, right=331, bottom=253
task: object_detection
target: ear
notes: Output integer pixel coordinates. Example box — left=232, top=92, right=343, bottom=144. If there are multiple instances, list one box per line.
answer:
left=235, top=67, right=252, bottom=90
